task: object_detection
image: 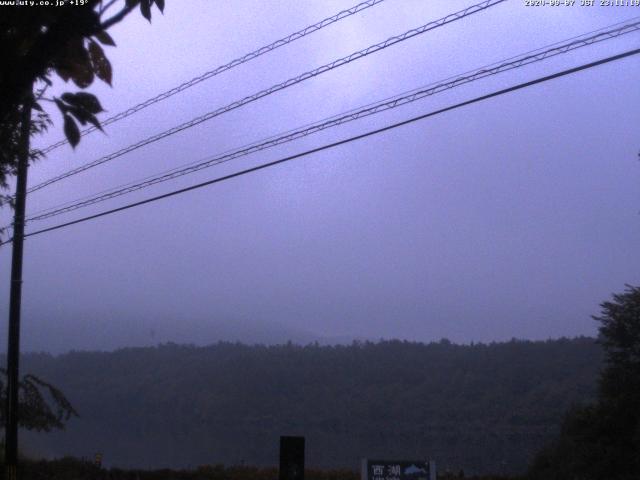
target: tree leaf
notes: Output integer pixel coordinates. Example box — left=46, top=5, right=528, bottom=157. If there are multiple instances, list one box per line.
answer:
left=140, top=0, right=151, bottom=21
left=88, top=41, right=112, bottom=86
left=70, top=66, right=94, bottom=89
left=97, top=55, right=112, bottom=86
left=86, top=113, right=104, bottom=132
left=55, top=66, right=71, bottom=83
left=64, top=37, right=94, bottom=88
left=63, top=114, right=80, bottom=148
left=69, top=106, right=89, bottom=126
left=95, top=30, right=116, bottom=47
left=155, top=0, right=165, bottom=13
left=88, top=40, right=104, bottom=66
left=72, top=92, right=104, bottom=114
left=61, top=92, right=75, bottom=104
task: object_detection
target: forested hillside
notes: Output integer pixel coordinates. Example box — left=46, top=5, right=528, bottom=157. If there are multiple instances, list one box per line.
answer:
left=20, top=338, right=600, bottom=475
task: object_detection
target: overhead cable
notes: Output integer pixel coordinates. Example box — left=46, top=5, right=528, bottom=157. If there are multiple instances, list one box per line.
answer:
left=5, top=47, right=636, bottom=245
left=39, top=0, right=387, bottom=155
left=26, top=0, right=506, bottom=195
left=25, top=20, right=640, bottom=222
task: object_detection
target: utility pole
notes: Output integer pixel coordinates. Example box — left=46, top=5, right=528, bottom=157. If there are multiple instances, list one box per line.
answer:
left=4, top=90, right=33, bottom=480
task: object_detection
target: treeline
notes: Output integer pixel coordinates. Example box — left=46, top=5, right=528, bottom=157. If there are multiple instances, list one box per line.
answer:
left=20, top=338, right=600, bottom=475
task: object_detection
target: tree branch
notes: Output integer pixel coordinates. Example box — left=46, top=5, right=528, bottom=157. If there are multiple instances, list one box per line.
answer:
left=100, top=4, right=137, bottom=31
left=99, top=0, right=119, bottom=15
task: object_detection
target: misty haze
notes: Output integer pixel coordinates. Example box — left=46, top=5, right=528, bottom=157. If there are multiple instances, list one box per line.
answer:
left=1, top=1, right=638, bottom=479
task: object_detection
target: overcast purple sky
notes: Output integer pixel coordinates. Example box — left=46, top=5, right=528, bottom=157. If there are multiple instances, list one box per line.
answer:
left=1, top=0, right=639, bottom=353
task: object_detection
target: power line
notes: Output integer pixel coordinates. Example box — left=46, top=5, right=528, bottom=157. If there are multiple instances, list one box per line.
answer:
left=30, top=15, right=639, bottom=219
left=24, top=20, right=640, bottom=222
left=6, top=47, right=636, bottom=245
left=38, top=0, right=387, bottom=155
left=26, top=0, right=506, bottom=195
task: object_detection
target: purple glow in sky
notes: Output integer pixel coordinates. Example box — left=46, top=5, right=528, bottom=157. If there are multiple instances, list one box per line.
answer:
left=1, top=0, right=639, bottom=353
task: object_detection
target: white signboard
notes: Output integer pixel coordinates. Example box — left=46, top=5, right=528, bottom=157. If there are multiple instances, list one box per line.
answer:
left=361, top=460, right=436, bottom=480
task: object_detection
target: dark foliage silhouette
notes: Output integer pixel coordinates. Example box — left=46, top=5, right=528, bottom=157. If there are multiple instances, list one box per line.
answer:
left=528, top=285, right=640, bottom=480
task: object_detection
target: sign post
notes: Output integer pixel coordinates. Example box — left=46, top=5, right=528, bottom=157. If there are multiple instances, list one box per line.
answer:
left=279, top=436, right=305, bottom=480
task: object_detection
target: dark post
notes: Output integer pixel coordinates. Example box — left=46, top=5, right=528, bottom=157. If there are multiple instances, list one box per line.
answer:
left=279, top=436, right=305, bottom=480
left=4, top=94, right=33, bottom=480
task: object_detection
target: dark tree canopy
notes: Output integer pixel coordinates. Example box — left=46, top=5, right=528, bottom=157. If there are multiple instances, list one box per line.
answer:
left=0, top=0, right=165, bottom=195
left=596, top=285, right=640, bottom=405
left=528, top=285, right=640, bottom=480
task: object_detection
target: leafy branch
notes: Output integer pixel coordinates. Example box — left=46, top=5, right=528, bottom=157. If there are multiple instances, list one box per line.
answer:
left=0, top=368, right=78, bottom=432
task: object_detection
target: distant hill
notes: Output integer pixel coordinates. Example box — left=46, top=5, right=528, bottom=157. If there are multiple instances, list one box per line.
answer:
left=20, top=338, right=601, bottom=476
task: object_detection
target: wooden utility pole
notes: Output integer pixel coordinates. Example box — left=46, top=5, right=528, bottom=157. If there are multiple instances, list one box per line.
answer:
left=4, top=92, right=33, bottom=480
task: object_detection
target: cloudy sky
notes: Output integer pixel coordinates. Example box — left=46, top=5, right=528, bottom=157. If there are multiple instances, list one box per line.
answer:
left=1, top=0, right=639, bottom=353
